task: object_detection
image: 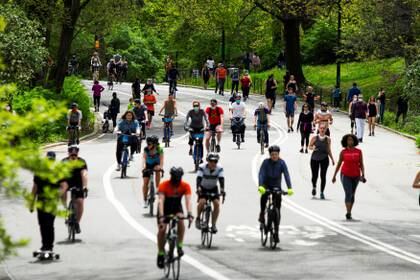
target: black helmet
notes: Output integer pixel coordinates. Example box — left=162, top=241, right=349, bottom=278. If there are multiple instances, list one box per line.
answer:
left=146, top=135, right=159, bottom=145
left=206, top=152, right=219, bottom=162
left=71, top=102, right=78, bottom=108
left=134, top=99, right=141, bottom=104
left=170, top=167, right=184, bottom=181
left=46, top=151, right=56, bottom=160
left=68, top=145, right=79, bottom=154
left=268, top=145, right=280, bottom=154
left=321, top=102, right=328, bottom=107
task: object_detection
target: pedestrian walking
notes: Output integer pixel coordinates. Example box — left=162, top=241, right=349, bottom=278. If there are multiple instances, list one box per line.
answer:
left=332, top=134, right=366, bottom=220
left=201, top=63, right=210, bottom=90
left=377, top=88, right=386, bottom=124
left=240, top=71, right=252, bottom=101
left=348, top=95, right=358, bottom=134
left=367, top=96, right=378, bottom=136
left=265, top=74, right=277, bottom=113
left=296, top=104, right=314, bottom=153
left=395, top=95, right=408, bottom=124
left=304, top=86, right=317, bottom=112
left=131, top=78, right=141, bottom=99
left=109, top=92, right=120, bottom=129
left=309, top=123, right=335, bottom=199
left=92, top=80, right=105, bottom=112
left=351, top=95, right=368, bottom=142
left=215, top=63, right=227, bottom=96
left=347, top=82, right=361, bottom=103
left=286, top=74, right=298, bottom=92
left=230, top=67, right=240, bottom=94
left=284, top=86, right=297, bottom=133
left=332, top=85, right=341, bottom=111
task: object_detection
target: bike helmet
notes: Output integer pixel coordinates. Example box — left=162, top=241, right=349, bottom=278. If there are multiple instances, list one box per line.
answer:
left=46, top=151, right=56, bottom=160
left=146, top=135, right=159, bottom=145
left=169, top=167, right=184, bottom=181
left=206, top=152, right=219, bottom=162
left=68, top=145, right=79, bottom=154
left=134, top=99, right=141, bottom=104
left=258, top=102, right=265, bottom=108
left=268, top=145, right=280, bottom=154
left=235, top=94, right=242, bottom=100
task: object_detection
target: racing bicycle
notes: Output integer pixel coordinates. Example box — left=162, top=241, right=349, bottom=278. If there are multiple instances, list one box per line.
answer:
left=199, top=192, right=225, bottom=249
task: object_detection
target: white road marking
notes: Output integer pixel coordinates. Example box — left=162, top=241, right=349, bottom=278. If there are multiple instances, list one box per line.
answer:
left=252, top=120, right=420, bottom=265
left=103, top=163, right=230, bottom=280
left=292, top=240, right=318, bottom=246
left=234, top=238, right=245, bottom=243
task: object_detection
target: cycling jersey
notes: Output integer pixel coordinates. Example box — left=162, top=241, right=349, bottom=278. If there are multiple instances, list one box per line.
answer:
left=158, top=180, right=192, bottom=217
left=258, top=159, right=291, bottom=189
left=144, top=145, right=164, bottom=165
left=205, top=106, right=224, bottom=125
left=197, top=164, right=224, bottom=190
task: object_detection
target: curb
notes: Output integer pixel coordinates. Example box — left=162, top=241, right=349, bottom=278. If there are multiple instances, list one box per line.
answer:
left=42, top=110, right=103, bottom=150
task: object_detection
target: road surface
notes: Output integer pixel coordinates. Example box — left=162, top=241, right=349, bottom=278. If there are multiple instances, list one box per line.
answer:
left=1, top=82, right=419, bottom=280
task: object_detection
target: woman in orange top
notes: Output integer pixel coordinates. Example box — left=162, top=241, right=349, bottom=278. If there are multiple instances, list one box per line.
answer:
left=143, top=91, right=157, bottom=129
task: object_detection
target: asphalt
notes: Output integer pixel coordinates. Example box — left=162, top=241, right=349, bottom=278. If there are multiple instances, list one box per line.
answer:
left=1, top=81, right=419, bottom=280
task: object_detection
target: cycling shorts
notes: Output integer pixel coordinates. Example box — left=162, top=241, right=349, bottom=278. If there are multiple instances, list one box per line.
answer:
left=69, top=187, right=85, bottom=199
left=209, top=124, right=222, bottom=132
left=142, top=163, right=159, bottom=178
left=157, top=198, right=184, bottom=224
left=147, top=110, right=155, bottom=117
left=198, top=187, right=220, bottom=201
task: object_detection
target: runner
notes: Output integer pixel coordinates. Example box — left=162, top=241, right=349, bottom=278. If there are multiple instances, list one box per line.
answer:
left=296, top=104, right=314, bottom=153
left=265, top=74, right=277, bottom=113
left=284, top=86, right=297, bottom=133
left=314, top=102, right=333, bottom=136
left=143, top=90, right=157, bottom=129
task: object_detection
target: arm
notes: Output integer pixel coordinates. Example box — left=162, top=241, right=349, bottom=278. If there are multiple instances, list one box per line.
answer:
left=413, top=171, right=420, bottom=189
left=332, top=151, right=343, bottom=183
left=220, top=113, right=224, bottom=126
left=308, top=136, right=316, bottom=150
left=159, top=101, right=166, bottom=115
left=159, top=153, right=164, bottom=170
left=258, top=161, right=266, bottom=187
left=296, top=113, right=302, bottom=130
left=143, top=153, right=147, bottom=169
left=359, top=150, right=365, bottom=179
left=81, top=169, right=88, bottom=190
left=185, top=194, right=192, bottom=216
left=329, top=113, right=333, bottom=125
left=282, top=161, right=292, bottom=189
left=174, top=101, right=178, bottom=116
left=60, top=181, right=69, bottom=207
left=144, top=109, right=148, bottom=122
left=30, top=182, right=38, bottom=212
left=327, top=137, right=335, bottom=165
left=158, top=193, right=165, bottom=217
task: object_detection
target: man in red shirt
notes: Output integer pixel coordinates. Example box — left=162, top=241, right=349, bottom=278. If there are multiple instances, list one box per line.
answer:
left=240, top=71, right=252, bottom=101
left=205, top=99, right=224, bottom=153
left=215, top=63, right=227, bottom=96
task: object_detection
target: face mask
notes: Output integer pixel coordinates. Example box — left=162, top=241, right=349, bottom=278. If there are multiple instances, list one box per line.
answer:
left=211, top=105, right=216, bottom=109
left=235, top=100, right=240, bottom=104
left=193, top=107, right=199, bottom=112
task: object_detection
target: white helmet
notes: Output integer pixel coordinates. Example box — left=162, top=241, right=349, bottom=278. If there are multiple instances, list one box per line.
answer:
left=258, top=102, right=265, bottom=108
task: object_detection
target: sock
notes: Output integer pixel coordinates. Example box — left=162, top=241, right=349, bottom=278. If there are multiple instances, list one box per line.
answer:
left=158, top=251, right=165, bottom=256
left=177, top=242, right=183, bottom=249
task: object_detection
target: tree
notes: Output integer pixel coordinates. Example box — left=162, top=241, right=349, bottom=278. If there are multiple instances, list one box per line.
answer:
left=254, top=0, right=331, bottom=84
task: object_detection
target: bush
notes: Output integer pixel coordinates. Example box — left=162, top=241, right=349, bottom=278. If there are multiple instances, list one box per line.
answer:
left=416, top=135, right=420, bottom=148
left=11, top=77, right=93, bottom=143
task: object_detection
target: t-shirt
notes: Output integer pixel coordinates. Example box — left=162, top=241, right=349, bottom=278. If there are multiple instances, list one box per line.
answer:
left=158, top=180, right=192, bottom=198
left=197, top=164, right=224, bottom=190
left=33, top=175, right=60, bottom=202
left=133, top=105, right=147, bottom=121
left=144, top=145, right=164, bottom=165
left=352, top=101, right=368, bottom=119
left=205, top=106, right=224, bottom=125
left=61, top=157, right=88, bottom=189
left=284, top=94, right=297, bottom=113
left=216, top=67, right=227, bottom=79
left=143, top=94, right=157, bottom=111
left=254, top=107, right=269, bottom=124
left=186, top=109, right=207, bottom=129
left=92, top=84, right=104, bottom=97
left=378, top=93, right=386, bottom=105
left=230, top=102, right=246, bottom=118
left=67, top=109, right=82, bottom=125
left=230, top=69, right=239, bottom=81
left=348, top=87, right=361, bottom=102
left=341, top=148, right=362, bottom=178
left=241, top=76, right=251, bottom=87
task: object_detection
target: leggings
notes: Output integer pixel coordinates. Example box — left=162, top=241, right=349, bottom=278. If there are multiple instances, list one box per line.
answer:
left=231, top=81, right=239, bottom=93
left=93, top=96, right=101, bottom=109
left=300, top=131, right=310, bottom=147
left=341, top=174, right=359, bottom=203
left=310, top=157, right=329, bottom=192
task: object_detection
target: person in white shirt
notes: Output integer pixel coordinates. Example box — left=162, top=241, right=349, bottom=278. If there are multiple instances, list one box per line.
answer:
left=230, top=95, right=246, bottom=142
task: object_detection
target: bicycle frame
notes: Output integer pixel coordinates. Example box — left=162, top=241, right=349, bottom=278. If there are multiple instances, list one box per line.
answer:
left=257, top=123, right=267, bottom=155
left=120, top=134, right=131, bottom=178
left=162, top=117, right=174, bottom=147
left=147, top=169, right=164, bottom=216
left=209, top=130, right=217, bottom=153
left=66, top=187, right=78, bottom=242
left=260, top=188, right=286, bottom=249
left=192, top=131, right=204, bottom=171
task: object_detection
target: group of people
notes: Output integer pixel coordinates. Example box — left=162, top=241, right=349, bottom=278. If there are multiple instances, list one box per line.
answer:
left=89, top=52, right=129, bottom=85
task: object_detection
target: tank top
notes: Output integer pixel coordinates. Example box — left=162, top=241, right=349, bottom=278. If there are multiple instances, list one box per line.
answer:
left=341, top=148, right=362, bottom=177
left=311, top=136, right=329, bottom=161
left=164, top=100, right=175, bottom=116
left=368, top=103, right=377, bottom=117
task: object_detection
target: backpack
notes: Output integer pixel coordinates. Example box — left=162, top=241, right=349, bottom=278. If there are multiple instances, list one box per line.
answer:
left=69, top=110, right=80, bottom=125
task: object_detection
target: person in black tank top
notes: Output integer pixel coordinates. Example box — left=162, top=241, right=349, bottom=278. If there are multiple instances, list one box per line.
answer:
left=367, top=96, right=378, bottom=136
left=296, top=104, right=314, bottom=153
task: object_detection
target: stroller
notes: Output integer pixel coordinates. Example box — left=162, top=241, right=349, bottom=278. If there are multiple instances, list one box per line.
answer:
left=102, top=108, right=111, bottom=133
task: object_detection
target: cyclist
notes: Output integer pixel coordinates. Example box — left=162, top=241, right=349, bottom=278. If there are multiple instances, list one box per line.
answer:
left=185, top=101, right=209, bottom=156
left=133, top=99, right=148, bottom=140
left=30, top=151, right=61, bottom=253
left=90, top=52, right=101, bottom=80
left=61, top=146, right=88, bottom=234
left=158, top=93, right=178, bottom=140
left=258, top=145, right=293, bottom=243
left=284, top=86, right=298, bottom=133
left=67, top=103, right=82, bottom=145
left=314, top=102, right=333, bottom=136
left=156, top=167, right=193, bottom=269
left=115, top=111, right=140, bottom=169
left=205, top=99, right=224, bottom=153
left=143, top=88, right=157, bottom=129
left=142, top=78, right=158, bottom=94
left=254, top=102, right=270, bottom=148
left=142, top=135, right=164, bottom=208
left=229, top=94, right=246, bottom=143
left=195, top=153, right=225, bottom=233
left=168, top=65, right=180, bottom=93
left=131, top=78, right=142, bottom=99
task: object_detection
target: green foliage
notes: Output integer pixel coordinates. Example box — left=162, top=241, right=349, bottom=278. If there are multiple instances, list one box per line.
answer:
left=302, top=18, right=337, bottom=65
left=416, top=135, right=420, bottom=148
left=402, top=57, right=420, bottom=114
left=0, top=4, right=48, bottom=84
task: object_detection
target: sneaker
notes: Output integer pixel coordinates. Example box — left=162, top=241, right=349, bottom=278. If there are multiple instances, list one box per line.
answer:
left=241, top=137, right=245, bottom=143
left=232, top=136, right=235, bottom=142
left=129, top=155, right=134, bottom=161
left=312, top=188, right=316, bottom=196
left=368, top=132, right=371, bottom=136
left=195, top=218, right=201, bottom=230
left=299, top=148, right=304, bottom=153
left=143, top=200, right=149, bottom=209
left=305, top=149, right=308, bottom=154
left=189, top=148, right=192, bottom=156
left=177, top=247, right=184, bottom=257
left=116, top=164, right=121, bottom=171
left=359, top=138, right=363, bottom=143
left=216, top=145, right=221, bottom=153
left=258, top=212, right=265, bottom=223
left=320, top=193, right=325, bottom=200
left=211, top=225, right=218, bottom=234
left=200, top=159, right=203, bottom=164
left=287, top=128, right=291, bottom=133
left=291, top=127, right=294, bottom=132
left=264, top=143, right=269, bottom=148
left=346, top=213, right=352, bottom=220
left=372, top=131, right=375, bottom=136
left=273, top=233, right=280, bottom=243
left=157, top=254, right=165, bottom=269
left=75, top=223, right=81, bottom=234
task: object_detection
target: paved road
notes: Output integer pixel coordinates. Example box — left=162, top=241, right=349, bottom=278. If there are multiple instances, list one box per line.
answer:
left=1, top=82, right=419, bottom=280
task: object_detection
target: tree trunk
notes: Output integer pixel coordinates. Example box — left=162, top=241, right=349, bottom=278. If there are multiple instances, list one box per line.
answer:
left=283, top=19, right=305, bottom=85
left=53, top=0, right=83, bottom=93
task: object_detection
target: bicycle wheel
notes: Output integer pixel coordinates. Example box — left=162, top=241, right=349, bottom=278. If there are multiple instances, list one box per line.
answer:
left=210, top=138, right=216, bottom=153
left=260, top=213, right=268, bottom=247
left=236, top=134, right=241, bottom=149
left=164, top=254, right=171, bottom=278
left=269, top=209, right=279, bottom=249
left=172, top=254, right=181, bottom=280
left=205, top=207, right=213, bottom=248
left=149, top=181, right=155, bottom=216
left=260, top=132, right=265, bottom=155
left=200, top=210, right=208, bottom=246
left=165, top=126, right=170, bottom=147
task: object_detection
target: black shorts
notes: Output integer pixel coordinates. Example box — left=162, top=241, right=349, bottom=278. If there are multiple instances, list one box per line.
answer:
left=69, top=187, right=84, bottom=199
left=199, top=187, right=220, bottom=201
left=147, top=110, right=155, bottom=117
left=142, top=163, right=159, bottom=178
left=209, top=124, right=220, bottom=132
left=157, top=202, right=184, bottom=224
left=265, top=92, right=275, bottom=100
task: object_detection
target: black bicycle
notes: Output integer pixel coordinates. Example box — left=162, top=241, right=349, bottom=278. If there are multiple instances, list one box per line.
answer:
left=189, top=128, right=205, bottom=172
left=257, top=123, right=268, bottom=155
left=67, top=125, right=79, bottom=146
left=146, top=169, right=164, bottom=217
left=119, top=134, right=132, bottom=179
left=231, top=117, right=244, bottom=149
left=209, top=129, right=217, bottom=153
left=163, top=215, right=191, bottom=280
left=200, top=192, right=225, bottom=249
left=260, top=188, right=287, bottom=249
left=66, top=187, right=87, bottom=242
